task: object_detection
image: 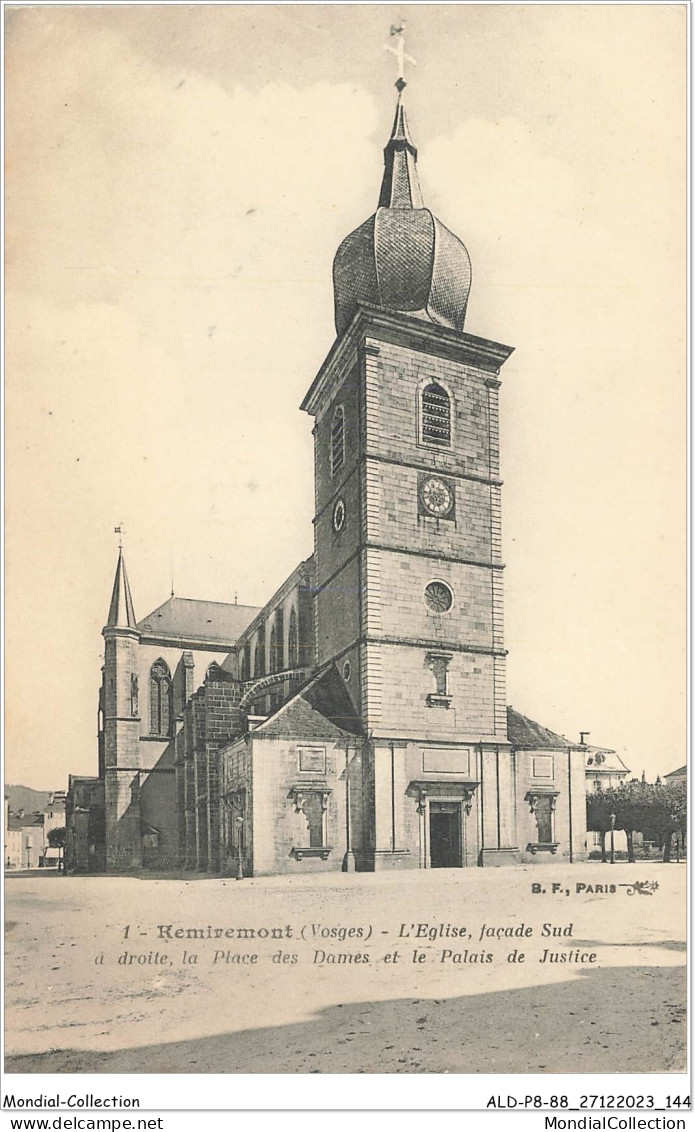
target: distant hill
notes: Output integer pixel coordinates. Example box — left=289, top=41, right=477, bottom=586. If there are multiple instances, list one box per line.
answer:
left=4, top=785, right=53, bottom=813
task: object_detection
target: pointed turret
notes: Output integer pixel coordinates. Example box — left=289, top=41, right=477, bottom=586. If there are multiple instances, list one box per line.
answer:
left=106, top=548, right=137, bottom=629
left=378, top=92, right=424, bottom=209
left=102, top=548, right=142, bottom=871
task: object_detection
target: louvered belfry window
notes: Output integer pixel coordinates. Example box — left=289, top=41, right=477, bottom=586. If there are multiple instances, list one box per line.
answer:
left=421, top=382, right=451, bottom=447
left=330, top=405, right=345, bottom=476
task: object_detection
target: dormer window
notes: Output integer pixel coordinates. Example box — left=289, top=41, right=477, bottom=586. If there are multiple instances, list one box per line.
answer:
left=421, top=381, right=452, bottom=448
left=330, top=404, right=345, bottom=476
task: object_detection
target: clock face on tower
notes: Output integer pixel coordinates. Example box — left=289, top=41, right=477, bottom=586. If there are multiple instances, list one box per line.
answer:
left=419, top=475, right=454, bottom=518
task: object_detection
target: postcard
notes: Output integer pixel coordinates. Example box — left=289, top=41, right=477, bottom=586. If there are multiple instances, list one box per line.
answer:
left=3, top=2, right=688, bottom=1121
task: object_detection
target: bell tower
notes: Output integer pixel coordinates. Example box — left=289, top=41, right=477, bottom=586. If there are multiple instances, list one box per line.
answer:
left=102, top=547, right=142, bottom=869
left=302, top=72, right=518, bottom=868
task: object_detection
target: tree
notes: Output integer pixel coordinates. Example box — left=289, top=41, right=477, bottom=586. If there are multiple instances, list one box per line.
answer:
left=47, top=827, right=66, bottom=871
left=609, top=780, right=653, bottom=863
left=650, top=781, right=687, bottom=862
left=586, top=790, right=616, bottom=862
left=587, top=780, right=687, bottom=863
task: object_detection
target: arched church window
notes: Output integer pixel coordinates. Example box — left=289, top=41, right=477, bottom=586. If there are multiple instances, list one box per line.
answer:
left=149, top=659, right=173, bottom=737
left=254, top=626, right=266, bottom=678
left=421, top=382, right=452, bottom=448
left=269, top=624, right=278, bottom=675
left=274, top=609, right=284, bottom=672
left=288, top=607, right=299, bottom=668
left=330, top=404, right=345, bottom=476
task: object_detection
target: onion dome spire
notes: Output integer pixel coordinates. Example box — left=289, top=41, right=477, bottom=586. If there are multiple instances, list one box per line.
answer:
left=106, top=547, right=137, bottom=629
left=332, top=75, right=472, bottom=337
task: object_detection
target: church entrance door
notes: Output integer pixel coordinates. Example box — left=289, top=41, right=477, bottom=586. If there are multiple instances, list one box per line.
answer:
left=429, top=802, right=462, bottom=868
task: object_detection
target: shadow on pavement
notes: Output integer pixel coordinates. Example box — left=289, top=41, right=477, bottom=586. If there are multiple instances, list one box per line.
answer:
left=5, top=964, right=686, bottom=1076
left=572, top=939, right=686, bottom=952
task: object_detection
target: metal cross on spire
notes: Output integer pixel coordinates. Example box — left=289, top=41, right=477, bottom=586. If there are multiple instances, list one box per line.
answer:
left=385, top=24, right=416, bottom=89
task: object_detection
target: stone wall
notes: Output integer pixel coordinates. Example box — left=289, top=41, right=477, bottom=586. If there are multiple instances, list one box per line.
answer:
left=515, top=747, right=587, bottom=863
left=245, top=736, right=360, bottom=877
left=175, top=673, right=244, bottom=872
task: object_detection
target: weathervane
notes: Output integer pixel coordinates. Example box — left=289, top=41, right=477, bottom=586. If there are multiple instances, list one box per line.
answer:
left=114, top=524, right=125, bottom=550
left=385, top=24, right=416, bottom=90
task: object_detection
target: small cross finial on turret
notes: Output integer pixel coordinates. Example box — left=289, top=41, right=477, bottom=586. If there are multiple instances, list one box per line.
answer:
left=114, top=524, right=125, bottom=550
left=385, top=23, right=416, bottom=88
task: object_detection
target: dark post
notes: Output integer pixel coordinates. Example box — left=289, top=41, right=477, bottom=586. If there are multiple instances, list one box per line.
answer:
left=567, top=747, right=574, bottom=863
left=343, top=745, right=355, bottom=872
left=610, top=812, right=616, bottom=865
left=235, top=816, right=244, bottom=880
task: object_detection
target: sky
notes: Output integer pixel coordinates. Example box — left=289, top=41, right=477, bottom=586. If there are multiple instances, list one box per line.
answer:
left=5, top=3, right=686, bottom=790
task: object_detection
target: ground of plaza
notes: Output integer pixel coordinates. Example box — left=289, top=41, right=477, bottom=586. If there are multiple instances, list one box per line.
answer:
left=4, top=863, right=686, bottom=1074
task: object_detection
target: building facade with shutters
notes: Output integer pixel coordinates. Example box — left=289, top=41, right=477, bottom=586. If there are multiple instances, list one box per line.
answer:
left=65, top=82, right=592, bottom=876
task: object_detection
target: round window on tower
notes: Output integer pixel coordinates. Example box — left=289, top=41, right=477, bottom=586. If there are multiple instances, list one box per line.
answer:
left=333, top=497, right=346, bottom=533
left=343, top=660, right=352, bottom=682
left=424, top=580, right=453, bottom=613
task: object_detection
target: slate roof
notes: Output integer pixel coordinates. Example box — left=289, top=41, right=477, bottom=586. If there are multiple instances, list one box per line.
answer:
left=584, top=746, right=629, bottom=775
left=137, top=597, right=261, bottom=645
left=254, top=666, right=364, bottom=740
left=664, top=765, right=687, bottom=779
left=8, top=813, right=44, bottom=831
left=507, top=707, right=569, bottom=750
left=106, top=549, right=137, bottom=629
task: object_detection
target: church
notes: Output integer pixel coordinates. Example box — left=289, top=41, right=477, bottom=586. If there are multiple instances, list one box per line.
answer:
left=65, top=74, right=589, bottom=877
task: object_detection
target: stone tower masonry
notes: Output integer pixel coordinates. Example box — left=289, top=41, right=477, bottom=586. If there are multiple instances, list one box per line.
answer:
left=302, top=86, right=518, bottom=867
left=102, top=548, right=143, bottom=869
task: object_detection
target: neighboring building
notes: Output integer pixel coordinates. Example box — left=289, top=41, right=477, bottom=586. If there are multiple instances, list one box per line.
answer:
left=40, top=791, right=67, bottom=867
left=663, top=766, right=686, bottom=784
left=66, top=76, right=593, bottom=875
left=5, top=796, right=21, bottom=868
left=6, top=812, right=44, bottom=869
left=4, top=792, right=67, bottom=870
left=585, top=747, right=631, bottom=794
left=43, top=791, right=66, bottom=833
left=583, top=747, right=631, bottom=853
